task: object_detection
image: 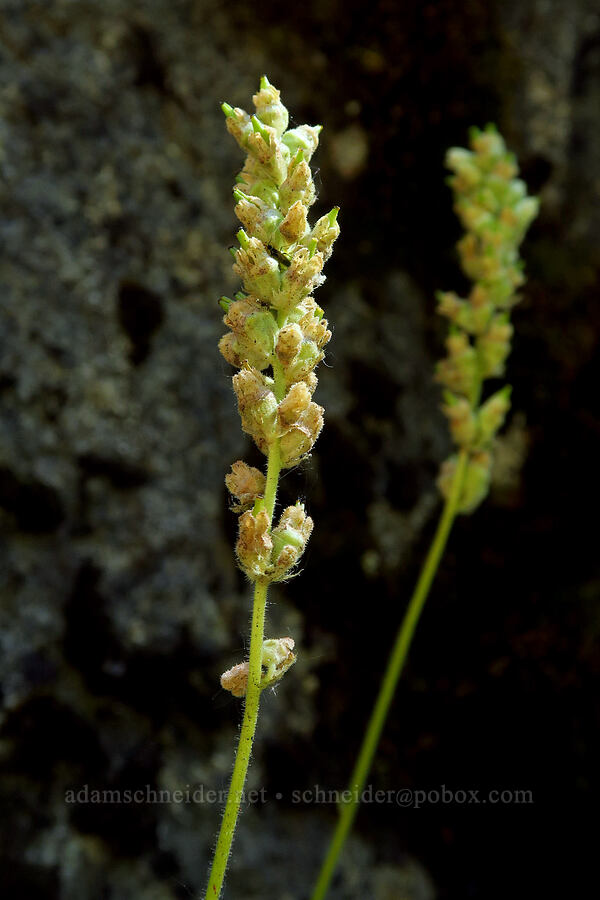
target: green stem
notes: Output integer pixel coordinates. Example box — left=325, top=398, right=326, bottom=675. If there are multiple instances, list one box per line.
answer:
left=264, top=438, right=281, bottom=520
left=311, top=448, right=469, bottom=900
left=205, top=436, right=283, bottom=899
left=205, top=579, right=267, bottom=899
left=206, top=309, right=290, bottom=898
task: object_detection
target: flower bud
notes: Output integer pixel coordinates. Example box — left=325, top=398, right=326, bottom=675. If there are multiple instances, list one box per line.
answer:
left=275, top=301, right=330, bottom=382
left=435, top=332, right=478, bottom=397
left=279, top=159, right=315, bottom=214
left=307, top=208, right=340, bottom=260
left=234, top=191, right=282, bottom=244
left=447, top=331, right=473, bottom=359
left=492, top=157, right=518, bottom=180
left=233, top=366, right=278, bottom=454
left=278, top=381, right=312, bottom=427
left=286, top=343, right=324, bottom=385
left=513, top=197, right=540, bottom=232
left=484, top=278, right=518, bottom=310
left=252, top=77, right=289, bottom=136
left=476, top=386, right=511, bottom=445
left=446, top=147, right=481, bottom=190
left=237, top=164, right=280, bottom=207
left=275, top=323, right=303, bottom=366
left=293, top=297, right=329, bottom=339
left=442, top=394, right=478, bottom=447
left=279, top=200, right=308, bottom=243
left=225, top=461, right=266, bottom=511
left=233, top=237, right=281, bottom=302
left=269, top=504, right=314, bottom=580
left=260, top=637, right=296, bottom=688
left=246, top=122, right=289, bottom=184
left=236, top=508, right=273, bottom=579
left=282, top=125, right=321, bottom=161
left=279, top=401, right=324, bottom=467
left=454, top=197, right=494, bottom=234
left=470, top=124, right=506, bottom=159
left=223, top=105, right=253, bottom=149
left=473, top=185, right=501, bottom=216
left=220, top=661, right=250, bottom=698
left=505, top=179, right=527, bottom=205
left=436, top=291, right=492, bottom=335
left=476, top=314, right=513, bottom=377
left=219, top=296, right=277, bottom=370
left=457, top=233, right=483, bottom=281
left=275, top=248, right=325, bottom=310
left=220, top=636, right=297, bottom=697
left=436, top=290, right=463, bottom=322
left=236, top=502, right=314, bottom=582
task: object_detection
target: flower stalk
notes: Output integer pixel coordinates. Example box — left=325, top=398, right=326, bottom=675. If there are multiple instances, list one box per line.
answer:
left=311, top=125, right=538, bottom=900
left=206, top=76, right=339, bottom=899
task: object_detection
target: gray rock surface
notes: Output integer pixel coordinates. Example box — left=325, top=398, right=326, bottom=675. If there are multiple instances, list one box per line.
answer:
left=1, top=1, right=598, bottom=898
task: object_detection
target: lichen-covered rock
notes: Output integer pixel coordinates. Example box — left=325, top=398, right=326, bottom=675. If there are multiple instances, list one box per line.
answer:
left=0, top=2, right=598, bottom=899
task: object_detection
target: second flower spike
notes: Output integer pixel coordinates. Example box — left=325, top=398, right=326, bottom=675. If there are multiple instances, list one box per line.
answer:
left=436, top=125, right=539, bottom=514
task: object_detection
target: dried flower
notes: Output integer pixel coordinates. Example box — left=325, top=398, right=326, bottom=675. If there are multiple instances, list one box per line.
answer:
left=225, top=461, right=266, bottom=511
left=220, top=637, right=297, bottom=698
left=235, top=502, right=313, bottom=582
left=236, top=507, right=273, bottom=579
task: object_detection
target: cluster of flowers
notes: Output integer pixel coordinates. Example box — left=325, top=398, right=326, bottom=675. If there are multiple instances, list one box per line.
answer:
left=436, top=125, right=539, bottom=512
left=218, top=79, right=339, bottom=694
left=220, top=77, right=339, bottom=580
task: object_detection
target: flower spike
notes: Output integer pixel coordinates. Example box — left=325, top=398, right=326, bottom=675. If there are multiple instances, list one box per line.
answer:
left=436, top=127, right=539, bottom=513
left=208, top=76, right=339, bottom=900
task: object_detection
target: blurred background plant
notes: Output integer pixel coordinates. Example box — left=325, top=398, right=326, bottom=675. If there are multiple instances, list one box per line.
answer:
left=312, top=124, right=539, bottom=900
left=0, top=2, right=597, bottom=899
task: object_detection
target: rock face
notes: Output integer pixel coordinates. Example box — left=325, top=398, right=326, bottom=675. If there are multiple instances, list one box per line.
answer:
left=0, top=1, right=597, bottom=898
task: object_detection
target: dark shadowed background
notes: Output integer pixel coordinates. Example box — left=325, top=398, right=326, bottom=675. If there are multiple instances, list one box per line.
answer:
left=0, top=1, right=598, bottom=898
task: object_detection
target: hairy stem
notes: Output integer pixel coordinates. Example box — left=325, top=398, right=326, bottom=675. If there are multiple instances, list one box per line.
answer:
left=311, top=448, right=469, bottom=900
left=205, top=434, right=284, bottom=899
left=205, top=578, right=267, bottom=899
left=264, top=438, right=282, bottom=520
